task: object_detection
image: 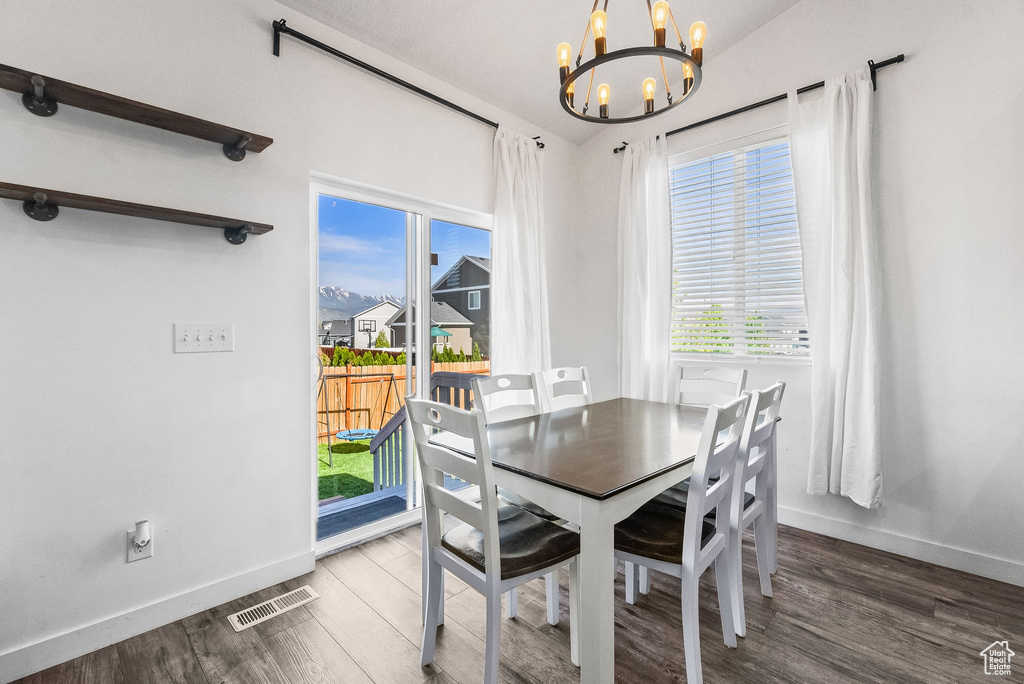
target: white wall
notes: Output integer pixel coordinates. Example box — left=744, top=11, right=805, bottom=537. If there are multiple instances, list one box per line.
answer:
left=573, top=0, right=1024, bottom=583
left=0, top=0, right=580, bottom=678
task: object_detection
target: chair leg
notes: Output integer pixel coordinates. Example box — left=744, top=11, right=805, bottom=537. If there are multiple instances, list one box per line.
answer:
left=569, top=559, right=580, bottom=667
left=731, top=524, right=747, bottom=638
left=437, top=572, right=445, bottom=626
left=680, top=572, right=702, bottom=684
left=544, top=572, right=559, bottom=625
left=753, top=516, right=773, bottom=597
left=714, top=554, right=738, bottom=648
left=421, top=557, right=443, bottom=666
left=484, top=589, right=502, bottom=684
left=624, top=561, right=639, bottom=605
left=639, top=564, right=652, bottom=595
left=767, top=434, right=779, bottom=574
left=504, top=588, right=518, bottom=619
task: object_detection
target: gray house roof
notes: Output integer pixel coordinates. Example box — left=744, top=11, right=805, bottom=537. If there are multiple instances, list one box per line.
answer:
left=386, top=299, right=472, bottom=328
left=325, top=319, right=353, bottom=337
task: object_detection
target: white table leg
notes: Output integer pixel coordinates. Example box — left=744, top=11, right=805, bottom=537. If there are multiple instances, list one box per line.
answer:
left=767, top=430, right=779, bottom=574
left=577, top=497, right=615, bottom=684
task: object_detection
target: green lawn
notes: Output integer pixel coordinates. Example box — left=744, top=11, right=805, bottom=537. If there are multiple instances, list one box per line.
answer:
left=318, top=440, right=374, bottom=501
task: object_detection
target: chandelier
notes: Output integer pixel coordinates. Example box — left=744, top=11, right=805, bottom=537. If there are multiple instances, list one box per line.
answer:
left=557, top=2, right=706, bottom=124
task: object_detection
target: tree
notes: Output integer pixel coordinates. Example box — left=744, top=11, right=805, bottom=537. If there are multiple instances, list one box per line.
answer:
left=374, top=330, right=389, bottom=348
left=457, top=347, right=467, bottom=363
left=471, top=342, right=482, bottom=362
left=360, top=351, right=375, bottom=366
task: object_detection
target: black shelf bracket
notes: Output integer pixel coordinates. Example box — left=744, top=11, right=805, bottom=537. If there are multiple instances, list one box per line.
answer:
left=23, top=192, right=59, bottom=221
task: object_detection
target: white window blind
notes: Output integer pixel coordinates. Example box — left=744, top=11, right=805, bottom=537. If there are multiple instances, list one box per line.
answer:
left=670, top=137, right=809, bottom=357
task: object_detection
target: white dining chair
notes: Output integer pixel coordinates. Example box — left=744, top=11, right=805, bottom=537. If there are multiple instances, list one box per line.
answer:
left=629, top=365, right=748, bottom=599
left=728, top=381, right=785, bottom=635
left=614, top=394, right=750, bottom=684
left=408, top=398, right=581, bottom=683
left=534, top=366, right=593, bottom=412
left=471, top=374, right=562, bottom=625
left=677, top=365, right=748, bottom=407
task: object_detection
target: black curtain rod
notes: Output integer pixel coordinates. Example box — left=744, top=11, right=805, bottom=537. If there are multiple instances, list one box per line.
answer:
left=272, top=19, right=544, bottom=149
left=613, top=54, right=904, bottom=153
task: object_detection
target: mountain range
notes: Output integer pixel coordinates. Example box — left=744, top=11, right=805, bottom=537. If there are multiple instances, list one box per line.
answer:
left=318, top=286, right=405, bottom=323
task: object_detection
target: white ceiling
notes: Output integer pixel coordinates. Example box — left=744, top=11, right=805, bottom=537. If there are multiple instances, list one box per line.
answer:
left=276, top=0, right=801, bottom=144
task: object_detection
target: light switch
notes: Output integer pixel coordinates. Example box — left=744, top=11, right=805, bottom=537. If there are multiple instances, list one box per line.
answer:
left=174, top=323, right=234, bottom=353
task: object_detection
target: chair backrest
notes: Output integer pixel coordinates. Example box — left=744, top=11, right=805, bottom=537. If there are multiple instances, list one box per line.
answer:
left=676, top=366, right=747, bottom=407
left=406, top=398, right=501, bottom=581
left=681, top=394, right=750, bottom=570
left=738, top=381, right=786, bottom=485
left=471, top=374, right=543, bottom=423
left=535, top=366, right=593, bottom=412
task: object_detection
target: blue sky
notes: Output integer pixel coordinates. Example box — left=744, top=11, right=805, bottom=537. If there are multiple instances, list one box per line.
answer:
left=318, top=194, right=490, bottom=298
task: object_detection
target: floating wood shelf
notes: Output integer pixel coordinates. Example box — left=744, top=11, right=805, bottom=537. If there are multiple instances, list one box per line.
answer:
left=0, top=63, right=273, bottom=161
left=0, top=182, right=273, bottom=245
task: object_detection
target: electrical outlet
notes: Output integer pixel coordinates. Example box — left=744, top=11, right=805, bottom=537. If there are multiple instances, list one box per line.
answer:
left=127, top=530, right=154, bottom=563
left=174, top=323, right=234, bottom=353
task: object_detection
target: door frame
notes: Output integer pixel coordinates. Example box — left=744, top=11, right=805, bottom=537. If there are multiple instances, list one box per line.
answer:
left=309, top=172, right=491, bottom=556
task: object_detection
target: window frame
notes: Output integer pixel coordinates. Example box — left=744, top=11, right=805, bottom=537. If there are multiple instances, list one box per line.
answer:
left=467, top=289, right=481, bottom=310
left=668, top=126, right=811, bottom=366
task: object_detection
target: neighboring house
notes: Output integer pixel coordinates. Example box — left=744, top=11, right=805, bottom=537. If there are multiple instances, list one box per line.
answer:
left=350, top=300, right=401, bottom=348
left=321, top=319, right=353, bottom=347
left=387, top=299, right=473, bottom=354
left=431, top=255, right=490, bottom=355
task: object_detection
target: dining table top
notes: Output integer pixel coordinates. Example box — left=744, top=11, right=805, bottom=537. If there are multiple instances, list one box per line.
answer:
left=434, top=397, right=710, bottom=500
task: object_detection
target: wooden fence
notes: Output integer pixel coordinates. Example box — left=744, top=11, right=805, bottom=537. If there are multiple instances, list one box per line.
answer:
left=317, top=361, right=489, bottom=443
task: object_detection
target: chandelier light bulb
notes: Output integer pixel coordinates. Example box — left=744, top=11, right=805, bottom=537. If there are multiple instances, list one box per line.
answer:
left=643, top=77, right=656, bottom=114
left=566, top=81, right=575, bottom=108
left=598, top=83, right=610, bottom=106
left=591, top=10, right=608, bottom=56
left=557, top=42, right=572, bottom=82
left=689, top=21, right=707, bottom=65
left=652, top=1, right=670, bottom=47
left=683, top=63, right=694, bottom=95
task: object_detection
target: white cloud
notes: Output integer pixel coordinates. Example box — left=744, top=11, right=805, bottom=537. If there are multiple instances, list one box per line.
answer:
left=319, top=234, right=382, bottom=255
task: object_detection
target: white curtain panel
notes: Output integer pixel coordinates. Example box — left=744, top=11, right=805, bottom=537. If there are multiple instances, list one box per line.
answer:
left=789, top=67, right=882, bottom=508
left=617, top=135, right=672, bottom=402
left=490, top=126, right=551, bottom=375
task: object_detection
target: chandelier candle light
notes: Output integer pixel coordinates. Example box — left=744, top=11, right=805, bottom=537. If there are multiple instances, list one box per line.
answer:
left=557, top=1, right=706, bottom=124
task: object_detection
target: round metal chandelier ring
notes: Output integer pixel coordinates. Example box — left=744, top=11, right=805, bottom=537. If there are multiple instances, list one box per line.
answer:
left=559, top=45, right=702, bottom=124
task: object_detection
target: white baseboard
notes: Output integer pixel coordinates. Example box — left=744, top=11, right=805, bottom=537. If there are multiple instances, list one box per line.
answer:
left=778, top=505, right=1024, bottom=588
left=0, top=551, right=316, bottom=683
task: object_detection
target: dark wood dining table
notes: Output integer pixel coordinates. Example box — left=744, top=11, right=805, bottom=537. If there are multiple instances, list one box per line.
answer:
left=431, top=397, right=721, bottom=684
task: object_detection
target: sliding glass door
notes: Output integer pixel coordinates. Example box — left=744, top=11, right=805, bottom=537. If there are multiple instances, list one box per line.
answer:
left=312, top=176, right=491, bottom=550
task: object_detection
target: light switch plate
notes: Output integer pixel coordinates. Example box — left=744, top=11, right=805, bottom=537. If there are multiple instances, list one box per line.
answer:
left=127, top=530, right=154, bottom=562
left=174, top=323, right=234, bottom=353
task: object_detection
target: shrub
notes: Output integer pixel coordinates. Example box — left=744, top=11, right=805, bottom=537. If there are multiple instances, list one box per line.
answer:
left=457, top=347, right=467, bottom=362
left=396, top=352, right=406, bottom=365
left=472, top=342, right=482, bottom=362
left=374, top=330, right=389, bottom=348
left=360, top=351, right=375, bottom=366
left=331, top=346, right=350, bottom=367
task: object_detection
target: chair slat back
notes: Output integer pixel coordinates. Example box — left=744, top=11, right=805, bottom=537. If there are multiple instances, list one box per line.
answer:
left=682, top=394, right=750, bottom=565
left=536, top=366, right=593, bottom=412
left=407, top=398, right=501, bottom=579
left=740, top=381, right=786, bottom=480
left=471, top=374, right=543, bottom=424
left=677, top=366, right=747, bottom=407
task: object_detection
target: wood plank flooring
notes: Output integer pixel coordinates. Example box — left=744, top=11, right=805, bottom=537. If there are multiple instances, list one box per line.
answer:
left=16, top=524, right=1024, bottom=683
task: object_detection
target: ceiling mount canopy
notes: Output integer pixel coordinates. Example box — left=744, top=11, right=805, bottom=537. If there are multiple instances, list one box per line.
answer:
left=557, top=1, right=707, bottom=124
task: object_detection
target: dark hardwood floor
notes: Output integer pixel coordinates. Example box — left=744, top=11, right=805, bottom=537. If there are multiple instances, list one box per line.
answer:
left=16, top=524, right=1024, bottom=683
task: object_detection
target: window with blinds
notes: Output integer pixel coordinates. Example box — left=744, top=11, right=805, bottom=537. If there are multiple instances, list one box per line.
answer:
left=670, top=137, right=809, bottom=357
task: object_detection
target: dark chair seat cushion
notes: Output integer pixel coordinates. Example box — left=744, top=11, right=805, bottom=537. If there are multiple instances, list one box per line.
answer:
left=497, top=488, right=561, bottom=521
left=614, top=501, right=717, bottom=565
left=442, top=503, right=580, bottom=581
left=653, top=477, right=755, bottom=512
